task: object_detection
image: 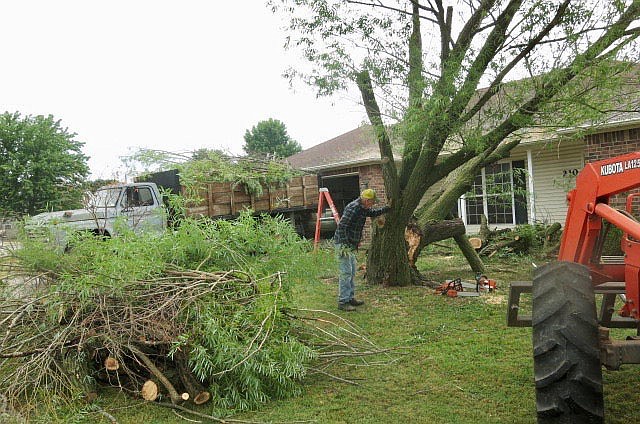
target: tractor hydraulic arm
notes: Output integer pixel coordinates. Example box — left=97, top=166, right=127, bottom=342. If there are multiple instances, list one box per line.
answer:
left=559, top=151, right=640, bottom=319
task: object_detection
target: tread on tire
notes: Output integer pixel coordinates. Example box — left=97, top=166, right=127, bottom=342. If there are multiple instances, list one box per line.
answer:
left=532, top=261, right=604, bottom=423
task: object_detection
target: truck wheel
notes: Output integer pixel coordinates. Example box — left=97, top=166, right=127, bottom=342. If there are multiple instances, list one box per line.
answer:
left=532, top=261, right=603, bottom=423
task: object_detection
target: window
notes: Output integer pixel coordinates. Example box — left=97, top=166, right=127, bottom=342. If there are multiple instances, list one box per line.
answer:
left=464, top=173, right=485, bottom=225
left=485, top=162, right=513, bottom=224
left=90, top=188, right=121, bottom=208
left=461, top=161, right=527, bottom=225
left=123, top=186, right=154, bottom=208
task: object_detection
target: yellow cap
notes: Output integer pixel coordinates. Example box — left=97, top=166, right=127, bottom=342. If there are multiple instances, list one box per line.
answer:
left=361, top=188, right=376, bottom=200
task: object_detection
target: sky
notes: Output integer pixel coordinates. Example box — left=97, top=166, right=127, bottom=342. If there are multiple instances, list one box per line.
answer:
left=1, top=1, right=367, bottom=179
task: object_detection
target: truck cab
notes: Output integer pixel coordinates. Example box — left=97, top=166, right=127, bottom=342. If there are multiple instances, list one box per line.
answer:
left=26, top=183, right=166, bottom=247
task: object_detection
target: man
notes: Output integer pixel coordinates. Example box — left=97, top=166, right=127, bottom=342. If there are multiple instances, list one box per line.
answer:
left=333, top=188, right=390, bottom=311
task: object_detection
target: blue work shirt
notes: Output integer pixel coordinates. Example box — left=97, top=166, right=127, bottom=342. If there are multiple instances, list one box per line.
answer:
left=334, top=198, right=389, bottom=249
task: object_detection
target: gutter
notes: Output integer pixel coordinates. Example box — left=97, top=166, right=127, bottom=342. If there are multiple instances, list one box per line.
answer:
left=556, top=117, right=640, bottom=135
left=511, top=117, right=640, bottom=150
left=298, top=157, right=384, bottom=173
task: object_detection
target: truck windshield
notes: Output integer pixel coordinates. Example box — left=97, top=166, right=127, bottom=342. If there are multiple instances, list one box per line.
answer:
left=88, top=188, right=122, bottom=208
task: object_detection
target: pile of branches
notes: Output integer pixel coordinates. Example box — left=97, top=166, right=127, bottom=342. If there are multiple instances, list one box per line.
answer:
left=126, top=148, right=303, bottom=198
left=471, top=217, right=563, bottom=257
left=1, top=268, right=257, bottom=406
left=0, top=265, right=388, bottom=418
left=0, top=215, right=390, bottom=419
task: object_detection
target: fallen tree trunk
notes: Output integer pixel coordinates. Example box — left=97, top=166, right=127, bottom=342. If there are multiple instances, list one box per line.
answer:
left=405, top=217, right=484, bottom=273
left=405, top=218, right=466, bottom=267
left=421, top=218, right=466, bottom=245
left=453, top=234, right=485, bottom=273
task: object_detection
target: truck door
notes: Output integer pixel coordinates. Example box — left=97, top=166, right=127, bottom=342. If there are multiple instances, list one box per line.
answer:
left=121, top=185, right=163, bottom=232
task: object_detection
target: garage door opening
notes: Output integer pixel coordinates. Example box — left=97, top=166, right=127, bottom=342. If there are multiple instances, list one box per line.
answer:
left=316, top=173, right=360, bottom=238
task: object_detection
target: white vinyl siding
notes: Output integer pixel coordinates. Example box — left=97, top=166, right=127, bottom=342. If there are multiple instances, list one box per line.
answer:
left=525, top=141, right=585, bottom=225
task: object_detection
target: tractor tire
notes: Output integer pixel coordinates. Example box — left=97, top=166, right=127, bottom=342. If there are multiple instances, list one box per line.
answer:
left=532, top=261, right=604, bottom=423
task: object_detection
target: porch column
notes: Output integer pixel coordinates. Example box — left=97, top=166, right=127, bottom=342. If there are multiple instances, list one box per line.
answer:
left=527, top=149, right=536, bottom=222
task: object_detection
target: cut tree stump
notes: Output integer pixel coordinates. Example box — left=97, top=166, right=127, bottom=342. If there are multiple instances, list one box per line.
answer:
left=131, top=346, right=188, bottom=405
left=175, top=352, right=211, bottom=405
left=104, top=357, right=120, bottom=371
left=141, top=380, right=159, bottom=401
left=468, top=237, right=483, bottom=250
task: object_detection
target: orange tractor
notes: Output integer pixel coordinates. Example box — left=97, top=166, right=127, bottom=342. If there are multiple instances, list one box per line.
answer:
left=507, top=151, right=640, bottom=423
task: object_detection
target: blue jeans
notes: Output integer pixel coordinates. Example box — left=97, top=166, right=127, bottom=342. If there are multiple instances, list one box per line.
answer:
left=335, top=244, right=356, bottom=304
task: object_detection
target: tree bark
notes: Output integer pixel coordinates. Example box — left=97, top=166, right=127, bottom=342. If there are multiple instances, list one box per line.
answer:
left=453, top=234, right=485, bottom=273
left=479, top=215, right=491, bottom=245
left=367, top=212, right=413, bottom=286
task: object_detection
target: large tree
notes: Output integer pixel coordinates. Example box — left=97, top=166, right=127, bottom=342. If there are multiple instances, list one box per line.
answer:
left=0, top=112, right=89, bottom=216
left=272, top=0, right=640, bottom=285
left=243, top=118, right=302, bottom=158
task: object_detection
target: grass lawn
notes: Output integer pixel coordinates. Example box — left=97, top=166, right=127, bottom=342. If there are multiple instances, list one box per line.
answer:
left=16, top=242, right=640, bottom=423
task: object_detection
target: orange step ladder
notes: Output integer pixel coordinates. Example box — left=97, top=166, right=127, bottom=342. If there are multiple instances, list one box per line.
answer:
left=314, top=188, right=340, bottom=249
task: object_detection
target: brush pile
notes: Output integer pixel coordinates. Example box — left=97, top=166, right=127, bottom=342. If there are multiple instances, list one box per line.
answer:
left=0, top=212, right=386, bottom=418
left=470, top=218, right=563, bottom=258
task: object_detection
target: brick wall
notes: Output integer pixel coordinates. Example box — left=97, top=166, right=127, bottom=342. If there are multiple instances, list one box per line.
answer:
left=584, top=128, right=640, bottom=162
left=358, top=164, right=387, bottom=200
left=357, top=164, right=386, bottom=244
left=584, top=126, right=640, bottom=209
left=318, top=163, right=387, bottom=244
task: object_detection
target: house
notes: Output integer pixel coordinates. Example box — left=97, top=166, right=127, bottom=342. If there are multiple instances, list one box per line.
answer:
left=288, top=76, right=640, bottom=234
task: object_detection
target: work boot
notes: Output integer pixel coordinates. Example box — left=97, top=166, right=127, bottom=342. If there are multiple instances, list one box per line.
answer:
left=338, top=302, right=356, bottom=312
left=349, top=298, right=365, bottom=306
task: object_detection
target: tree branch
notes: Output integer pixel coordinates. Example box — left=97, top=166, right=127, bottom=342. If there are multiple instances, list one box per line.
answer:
left=345, top=0, right=439, bottom=24
left=408, top=1, right=424, bottom=109
left=447, top=0, right=524, bottom=123
left=401, top=0, right=521, bottom=213
left=424, top=147, right=478, bottom=189
left=460, top=0, right=571, bottom=123
left=356, top=70, right=400, bottom=201
left=447, top=0, right=498, bottom=69
left=478, top=0, right=640, bottom=151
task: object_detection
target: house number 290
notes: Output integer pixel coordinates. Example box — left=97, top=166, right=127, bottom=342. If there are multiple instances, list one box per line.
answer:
left=563, top=169, right=579, bottom=177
